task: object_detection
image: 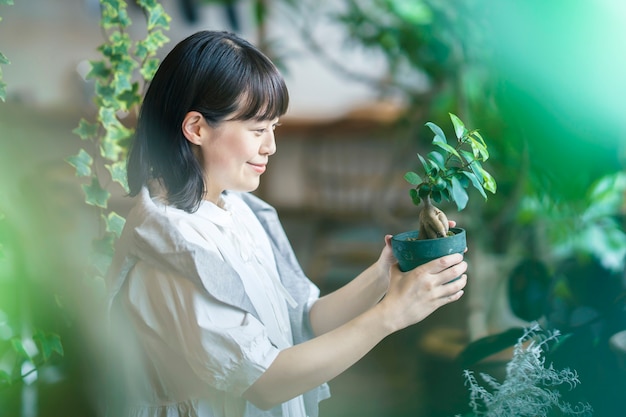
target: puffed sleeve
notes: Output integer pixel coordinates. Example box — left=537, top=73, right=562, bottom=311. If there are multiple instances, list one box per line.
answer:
left=123, top=260, right=280, bottom=397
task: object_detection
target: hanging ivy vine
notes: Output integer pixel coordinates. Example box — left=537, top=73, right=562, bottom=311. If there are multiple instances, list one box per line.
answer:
left=0, top=0, right=12, bottom=102
left=67, top=0, right=171, bottom=280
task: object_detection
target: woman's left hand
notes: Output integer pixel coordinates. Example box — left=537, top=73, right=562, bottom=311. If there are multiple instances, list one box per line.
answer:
left=377, top=220, right=457, bottom=279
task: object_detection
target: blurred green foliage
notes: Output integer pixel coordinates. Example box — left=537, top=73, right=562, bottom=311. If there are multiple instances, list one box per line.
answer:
left=287, top=0, right=625, bottom=262
left=0, top=0, right=13, bottom=101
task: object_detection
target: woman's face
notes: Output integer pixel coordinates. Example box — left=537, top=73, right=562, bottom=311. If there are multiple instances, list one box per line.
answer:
left=198, top=117, right=279, bottom=203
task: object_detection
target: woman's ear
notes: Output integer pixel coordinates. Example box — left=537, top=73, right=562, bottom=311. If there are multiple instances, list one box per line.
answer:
left=182, top=111, right=207, bottom=145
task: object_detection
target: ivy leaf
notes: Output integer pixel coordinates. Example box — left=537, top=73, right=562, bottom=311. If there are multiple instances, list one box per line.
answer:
left=0, top=51, right=9, bottom=65
left=0, top=81, right=6, bottom=102
left=91, top=233, right=116, bottom=275
left=104, top=211, right=126, bottom=238
left=140, top=58, right=160, bottom=81
left=404, top=171, right=422, bottom=185
left=33, top=330, right=63, bottom=362
left=103, top=122, right=132, bottom=147
left=82, top=178, right=110, bottom=208
left=0, top=370, right=11, bottom=386
left=117, top=82, right=141, bottom=111
left=449, top=113, right=467, bottom=140
left=141, top=30, right=170, bottom=56
left=106, top=160, right=129, bottom=192
left=66, top=149, right=93, bottom=177
left=86, top=60, right=110, bottom=80
left=450, top=176, right=469, bottom=211
left=95, top=81, right=117, bottom=108
left=10, top=338, right=30, bottom=360
left=72, top=118, right=99, bottom=140
left=146, top=3, right=171, bottom=30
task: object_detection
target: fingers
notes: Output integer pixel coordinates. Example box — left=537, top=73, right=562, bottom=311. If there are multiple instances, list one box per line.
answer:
left=423, top=253, right=465, bottom=274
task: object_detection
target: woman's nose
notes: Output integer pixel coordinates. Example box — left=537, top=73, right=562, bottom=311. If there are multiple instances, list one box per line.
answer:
left=262, top=130, right=276, bottom=155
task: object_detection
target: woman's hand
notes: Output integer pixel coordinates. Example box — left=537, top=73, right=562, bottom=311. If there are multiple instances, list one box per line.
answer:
left=377, top=251, right=467, bottom=333
left=376, top=220, right=458, bottom=282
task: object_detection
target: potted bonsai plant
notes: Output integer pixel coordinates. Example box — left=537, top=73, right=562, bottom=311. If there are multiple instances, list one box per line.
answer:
left=391, top=113, right=497, bottom=271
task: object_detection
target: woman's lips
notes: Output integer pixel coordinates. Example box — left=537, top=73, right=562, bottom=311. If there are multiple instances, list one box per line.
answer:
left=248, top=163, right=267, bottom=174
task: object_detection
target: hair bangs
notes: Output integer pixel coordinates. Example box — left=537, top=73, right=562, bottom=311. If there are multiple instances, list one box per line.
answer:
left=230, top=61, right=289, bottom=121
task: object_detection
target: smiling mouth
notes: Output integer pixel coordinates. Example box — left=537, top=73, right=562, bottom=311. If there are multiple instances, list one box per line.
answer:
left=248, top=163, right=267, bottom=174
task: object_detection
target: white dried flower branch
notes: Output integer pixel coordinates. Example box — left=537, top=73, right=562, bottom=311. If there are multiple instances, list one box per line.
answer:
left=460, top=322, right=593, bottom=417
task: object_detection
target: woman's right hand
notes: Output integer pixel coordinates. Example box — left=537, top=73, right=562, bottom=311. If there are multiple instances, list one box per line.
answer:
left=377, top=253, right=467, bottom=333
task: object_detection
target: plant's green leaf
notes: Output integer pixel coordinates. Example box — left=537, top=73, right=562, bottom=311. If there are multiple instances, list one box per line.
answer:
left=482, top=169, right=497, bottom=194
left=117, top=82, right=141, bottom=111
left=110, top=30, right=131, bottom=49
left=389, top=0, right=432, bottom=24
left=82, top=178, right=110, bottom=208
left=33, top=330, right=63, bottom=362
left=404, top=171, right=422, bottom=185
left=146, top=3, right=171, bottom=30
left=471, top=130, right=487, bottom=148
left=431, top=190, right=442, bottom=204
left=100, top=1, right=131, bottom=29
left=91, top=234, right=116, bottom=275
left=440, top=187, right=451, bottom=202
left=142, top=30, right=170, bottom=55
left=86, top=60, right=110, bottom=80
left=456, top=173, right=470, bottom=188
left=104, top=211, right=126, bottom=238
left=0, top=370, right=11, bottom=386
left=417, top=184, right=431, bottom=198
left=433, top=140, right=460, bottom=159
left=113, top=70, right=133, bottom=95
left=450, top=176, right=469, bottom=211
left=449, top=113, right=467, bottom=140
left=409, top=188, right=421, bottom=206
left=103, top=121, right=133, bottom=146
left=427, top=150, right=445, bottom=171
left=0, top=81, right=6, bottom=102
left=425, top=121, right=447, bottom=144
left=101, top=138, right=124, bottom=161
left=95, top=82, right=116, bottom=107
left=459, top=149, right=475, bottom=165
left=140, top=58, right=160, bottom=81
left=72, top=118, right=99, bottom=140
left=461, top=171, right=487, bottom=199
left=0, top=51, right=9, bottom=65
left=10, top=338, right=30, bottom=360
left=0, top=0, right=15, bottom=6
left=106, top=161, right=129, bottom=192
left=469, top=136, right=489, bottom=160
left=66, top=149, right=93, bottom=177
left=417, top=153, right=431, bottom=174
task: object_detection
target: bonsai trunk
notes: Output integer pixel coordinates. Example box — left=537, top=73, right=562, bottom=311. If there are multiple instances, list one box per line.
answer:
left=418, top=195, right=450, bottom=240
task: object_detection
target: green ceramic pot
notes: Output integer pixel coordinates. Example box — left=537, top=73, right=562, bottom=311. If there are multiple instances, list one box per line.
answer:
left=391, top=227, right=466, bottom=272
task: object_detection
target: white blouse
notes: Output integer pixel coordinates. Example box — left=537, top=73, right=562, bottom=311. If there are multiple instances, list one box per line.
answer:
left=109, top=191, right=319, bottom=417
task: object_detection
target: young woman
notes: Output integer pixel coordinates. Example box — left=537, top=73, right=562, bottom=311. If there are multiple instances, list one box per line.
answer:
left=106, top=30, right=467, bottom=417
